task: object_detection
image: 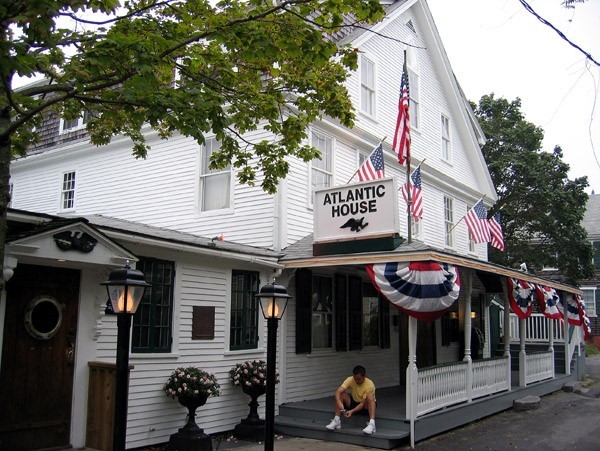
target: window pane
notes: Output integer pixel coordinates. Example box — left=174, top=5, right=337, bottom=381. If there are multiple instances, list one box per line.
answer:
left=61, top=171, right=76, bottom=210
left=312, top=276, right=333, bottom=349
left=200, top=139, right=231, bottom=211
left=230, top=271, right=259, bottom=350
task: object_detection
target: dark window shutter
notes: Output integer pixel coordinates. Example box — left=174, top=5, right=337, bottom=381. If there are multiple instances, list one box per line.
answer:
left=335, top=274, right=347, bottom=352
left=379, top=297, right=390, bottom=349
left=348, top=276, right=363, bottom=351
left=295, top=269, right=312, bottom=354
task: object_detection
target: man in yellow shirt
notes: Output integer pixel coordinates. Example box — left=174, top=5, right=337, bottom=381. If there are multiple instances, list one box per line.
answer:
left=325, top=365, right=376, bottom=435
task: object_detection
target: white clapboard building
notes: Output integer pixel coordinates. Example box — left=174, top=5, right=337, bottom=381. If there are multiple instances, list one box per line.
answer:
left=2, top=1, right=587, bottom=450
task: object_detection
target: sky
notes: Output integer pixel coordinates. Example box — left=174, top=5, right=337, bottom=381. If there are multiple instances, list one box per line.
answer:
left=427, top=0, right=600, bottom=194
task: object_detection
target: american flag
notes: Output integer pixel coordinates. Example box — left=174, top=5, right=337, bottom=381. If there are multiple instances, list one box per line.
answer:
left=392, top=68, right=410, bottom=165
left=488, top=213, right=505, bottom=251
left=465, top=199, right=490, bottom=244
left=401, top=165, right=423, bottom=221
left=357, top=144, right=385, bottom=181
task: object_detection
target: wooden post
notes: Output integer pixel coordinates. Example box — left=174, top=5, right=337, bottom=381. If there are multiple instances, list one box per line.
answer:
left=462, top=270, right=473, bottom=402
left=406, top=316, right=418, bottom=449
left=519, top=317, right=526, bottom=386
left=501, top=279, right=512, bottom=391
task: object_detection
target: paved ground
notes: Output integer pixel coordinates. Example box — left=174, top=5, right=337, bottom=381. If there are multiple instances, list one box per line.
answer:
left=203, top=354, right=600, bottom=450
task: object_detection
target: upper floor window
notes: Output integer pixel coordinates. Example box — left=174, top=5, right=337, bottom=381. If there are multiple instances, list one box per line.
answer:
left=132, top=258, right=175, bottom=353
left=200, top=139, right=231, bottom=212
left=60, top=110, right=92, bottom=133
left=230, top=270, right=260, bottom=350
left=360, top=55, right=376, bottom=117
left=312, top=275, right=333, bottom=350
left=444, top=195, right=454, bottom=247
left=582, top=287, right=597, bottom=317
left=310, top=131, right=333, bottom=200
left=60, top=171, right=76, bottom=211
left=406, top=46, right=420, bottom=130
left=441, top=114, right=451, bottom=161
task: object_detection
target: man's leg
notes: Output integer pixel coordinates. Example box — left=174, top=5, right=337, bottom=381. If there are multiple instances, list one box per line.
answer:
left=362, top=394, right=377, bottom=435
left=327, top=392, right=351, bottom=430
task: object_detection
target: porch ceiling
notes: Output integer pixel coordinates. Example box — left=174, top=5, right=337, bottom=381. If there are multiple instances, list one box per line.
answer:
left=280, top=234, right=582, bottom=295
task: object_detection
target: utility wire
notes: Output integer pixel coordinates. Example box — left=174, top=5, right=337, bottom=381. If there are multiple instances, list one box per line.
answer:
left=517, top=0, right=600, bottom=67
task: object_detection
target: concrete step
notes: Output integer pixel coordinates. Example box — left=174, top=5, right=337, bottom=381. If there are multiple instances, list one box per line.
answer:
left=274, top=416, right=409, bottom=450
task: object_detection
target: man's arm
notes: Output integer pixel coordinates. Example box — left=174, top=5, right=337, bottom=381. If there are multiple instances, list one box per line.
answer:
left=334, top=385, right=346, bottom=411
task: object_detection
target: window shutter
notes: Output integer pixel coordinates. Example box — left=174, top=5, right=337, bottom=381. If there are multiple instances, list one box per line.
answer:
left=379, top=297, right=390, bottom=349
left=295, top=269, right=312, bottom=354
left=335, top=274, right=347, bottom=352
left=348, top=276, right=363, bottom=351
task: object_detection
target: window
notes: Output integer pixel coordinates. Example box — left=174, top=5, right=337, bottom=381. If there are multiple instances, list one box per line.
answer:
left=312, top=275, right=333, bottom=349
left=200, top=138, right=231, bottom=211
left=406, top=46, right=420, bottom=130
left=132, top=258, right=175, bottom=353
left=582, top=287, right=597, bottom=317
left=362, top=283, right=379, bottom=346
left=60, top=171, right=76, bottom=210
left=467, top=203, right=475, bottom=252
left=410, top=216, right=422, bottom=240
left=360, top=55, right=376, bottom=116
left=230, top=270, right=260, bottom=350
left=310, top=131, right=333, bottom=199
left=441, top=114, right=451, bottom=160
left=444, top=196, right=454, bottom=247
left=61, top=110, right=92, bottom=133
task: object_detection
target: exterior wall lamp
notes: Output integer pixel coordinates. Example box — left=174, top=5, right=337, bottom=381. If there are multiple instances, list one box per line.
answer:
left=101, top=261, right=149, bottom=451
left=256, top=282, right=291, bottom=451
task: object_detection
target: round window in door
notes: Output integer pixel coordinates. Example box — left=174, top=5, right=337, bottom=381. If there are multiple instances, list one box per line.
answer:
left=24, top=296, right=65, bottom=340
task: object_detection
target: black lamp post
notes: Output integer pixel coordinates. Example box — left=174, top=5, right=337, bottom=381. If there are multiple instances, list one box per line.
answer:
left=257, top=282, right=291, bottom=451
left=102, top=262, right=149, bottom=451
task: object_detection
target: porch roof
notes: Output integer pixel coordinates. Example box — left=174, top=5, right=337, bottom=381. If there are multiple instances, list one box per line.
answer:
left=280, top=234, right=582, bottom=295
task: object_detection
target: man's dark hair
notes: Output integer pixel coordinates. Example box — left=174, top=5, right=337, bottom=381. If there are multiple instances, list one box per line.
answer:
left=352, top=365, right=366, bottom=376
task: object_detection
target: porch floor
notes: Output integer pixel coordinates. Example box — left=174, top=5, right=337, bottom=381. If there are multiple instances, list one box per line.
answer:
left=275, top=372, right=574, bottom=449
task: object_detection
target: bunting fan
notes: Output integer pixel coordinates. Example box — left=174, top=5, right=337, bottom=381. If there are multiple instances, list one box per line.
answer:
left=366, top=261, right=460, bottom=322
left=534, top=285, right=563, bottom=320
left=558, top=293, right=583, bottom=326
left=575, top=294, right=592, bottom=339
left=507, top=278, right=534, bottom=319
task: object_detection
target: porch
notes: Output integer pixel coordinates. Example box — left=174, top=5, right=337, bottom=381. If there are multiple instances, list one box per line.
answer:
left=274, top=372, right=575, bottom=449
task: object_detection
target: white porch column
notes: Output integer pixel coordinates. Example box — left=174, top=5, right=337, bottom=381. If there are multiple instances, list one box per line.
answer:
left=548, top=317, right=555, bottom=378
left=406, top=316, right=418, bottom=449
left=501, top=278, right=512, bottom=391
left=562, top=291, right=570, bottom=375
left=519, top=317, right=527, bottom=386
left=462, top=269, right=473, bottom=402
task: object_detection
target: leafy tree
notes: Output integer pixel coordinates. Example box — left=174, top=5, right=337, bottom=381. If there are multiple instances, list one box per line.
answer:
left=473, top=94, right=594, bottom=285
left=0, top=0, right=385, bottom=287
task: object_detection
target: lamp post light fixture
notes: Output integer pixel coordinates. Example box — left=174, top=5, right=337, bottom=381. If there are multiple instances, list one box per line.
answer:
left=102, top=261, right=149, bottom=451
left=257, top=282, right=291, bottom=451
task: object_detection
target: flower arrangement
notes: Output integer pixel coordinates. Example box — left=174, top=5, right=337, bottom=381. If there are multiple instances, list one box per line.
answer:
left=164, top=366, right=221, bottom=399
left=229, top=360, right=279, bottom=390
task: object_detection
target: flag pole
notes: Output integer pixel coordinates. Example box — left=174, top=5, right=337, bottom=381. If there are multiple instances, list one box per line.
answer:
left=403, top=52, right=413, bottom=244
left=346, top=135, right=387, bottom=184
left=448, top=194, right=486, bottom=235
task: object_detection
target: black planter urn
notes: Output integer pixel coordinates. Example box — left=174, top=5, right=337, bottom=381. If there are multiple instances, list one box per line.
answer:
left=233, top=385, right=267, bottom=441
left=168, top=394, right=212, bottom=451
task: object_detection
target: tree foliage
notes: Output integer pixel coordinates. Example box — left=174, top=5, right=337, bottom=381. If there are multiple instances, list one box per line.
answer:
left=473, top=94, right=594, bottom=285
left=0, top=0, right=385, bottom=287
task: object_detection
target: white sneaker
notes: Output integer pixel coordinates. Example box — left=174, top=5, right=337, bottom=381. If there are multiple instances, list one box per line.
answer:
left=363, top=422, right=376, bottom=435
left=326, top=418, right=341, bottom=430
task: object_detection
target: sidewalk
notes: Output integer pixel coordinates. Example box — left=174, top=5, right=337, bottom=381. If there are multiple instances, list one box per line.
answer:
left=211, top=355, right=600, bottom=450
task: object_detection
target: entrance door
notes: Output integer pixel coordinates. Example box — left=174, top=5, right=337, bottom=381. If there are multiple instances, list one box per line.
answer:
left=0, top=264, right=80, bottom=451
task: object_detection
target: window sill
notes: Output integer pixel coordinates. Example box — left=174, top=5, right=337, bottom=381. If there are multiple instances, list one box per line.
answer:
left=130, top=353, right=181, bottom=360
left=224, top=348, right=266, bottom=356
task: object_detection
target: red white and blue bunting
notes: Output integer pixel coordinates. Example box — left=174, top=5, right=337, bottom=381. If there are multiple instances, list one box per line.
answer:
left=575, top=294, right=592, bottom=340
left=507, top=278, right=534, bottom=319
left=366, top=261, right=460, bottom=322
left=557, top=293, right=583, bottom=326
left=535, top=285, right=563, bottom=320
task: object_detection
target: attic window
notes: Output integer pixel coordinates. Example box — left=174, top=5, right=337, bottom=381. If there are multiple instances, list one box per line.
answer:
left=406, top=20, right=416, bottom=35
left=60, top=110, right=92, bottom=133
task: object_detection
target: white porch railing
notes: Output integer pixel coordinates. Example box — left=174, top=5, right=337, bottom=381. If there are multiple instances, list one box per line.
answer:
left=416, top=357, right=510, bottom=416
left=472, top=357, right=510, bottom=398
left=416, top=361, right=468, bottom=415
left=525, top=351, right=554, bottom=384
left=504, top=313, right=564, bottom=342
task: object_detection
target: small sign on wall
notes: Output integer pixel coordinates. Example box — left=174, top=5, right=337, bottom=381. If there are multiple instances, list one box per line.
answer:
left=313, top=178, right=401, bottom=255
left=192, top=306, right=215, bottom=340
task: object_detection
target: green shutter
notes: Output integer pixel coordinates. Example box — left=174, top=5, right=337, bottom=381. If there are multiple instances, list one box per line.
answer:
left=379, top=296, right=390, bottom=349
left=335, top=274, right=347, bottom=351
left=348, top=276, right=363, bottom=350
left=295, top=269, right=312, bottom=354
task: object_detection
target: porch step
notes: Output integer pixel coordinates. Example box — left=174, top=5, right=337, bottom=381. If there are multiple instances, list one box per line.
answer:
left=274, top=416, right=409, bottom=450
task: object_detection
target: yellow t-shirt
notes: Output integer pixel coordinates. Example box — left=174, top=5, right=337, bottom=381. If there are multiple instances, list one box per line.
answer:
left=341, top=376, right=376, bottom=403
